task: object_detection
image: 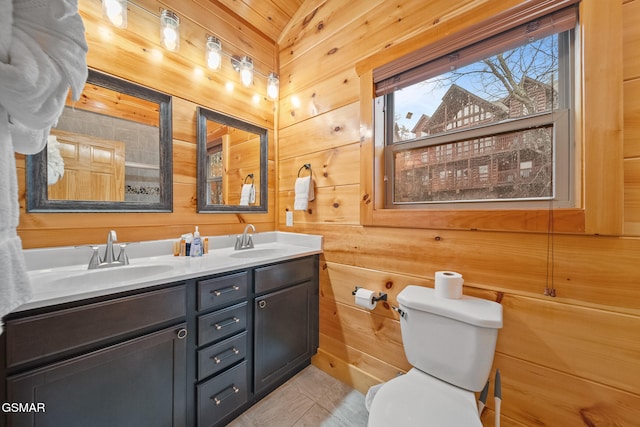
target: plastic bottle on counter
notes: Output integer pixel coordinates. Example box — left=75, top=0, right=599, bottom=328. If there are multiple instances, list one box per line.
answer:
left=191, top=226, right=203, bottom=257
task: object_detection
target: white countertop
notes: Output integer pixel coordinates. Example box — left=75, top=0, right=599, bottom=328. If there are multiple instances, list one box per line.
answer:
left=17, top=231, right=323, bottom=312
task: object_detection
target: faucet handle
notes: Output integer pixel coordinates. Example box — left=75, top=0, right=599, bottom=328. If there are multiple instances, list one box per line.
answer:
left=76, top=245, right=102, bottom=269
left=116, top=243, right=130, bottom=265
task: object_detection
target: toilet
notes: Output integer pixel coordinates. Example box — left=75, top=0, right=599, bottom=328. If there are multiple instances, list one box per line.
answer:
left=367, top=285, right=503, bottom=426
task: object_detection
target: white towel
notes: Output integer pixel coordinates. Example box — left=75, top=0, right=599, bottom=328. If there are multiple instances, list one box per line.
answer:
left=294, top=176, right=315, bottom=211
left=240, top=183, right=255, bottom=206
left=0, top=0, right=87, bottom=329
left=47, top=134, right=65, bottom=185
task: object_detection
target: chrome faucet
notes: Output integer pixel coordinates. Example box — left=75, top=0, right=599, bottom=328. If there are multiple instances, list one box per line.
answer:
left=84, top=230, right=130, bottom=269
left=104, top=230, right=118, bottom=264
left=234, top=224, right=255, bottom=250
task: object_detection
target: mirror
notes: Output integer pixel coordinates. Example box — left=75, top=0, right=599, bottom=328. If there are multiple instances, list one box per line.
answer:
left=26, top=69, right=173, bottom=212
left=197, top=107, right=268, bottom=213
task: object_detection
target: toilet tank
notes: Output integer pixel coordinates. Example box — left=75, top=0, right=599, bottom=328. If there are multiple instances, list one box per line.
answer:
left=397, top=285, right=503, bottom=392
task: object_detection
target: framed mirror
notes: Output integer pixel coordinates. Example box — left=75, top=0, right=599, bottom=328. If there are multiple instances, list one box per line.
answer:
left=197, top=107, right=268, bottom=213
left=26, top=69, right=173, bottom=212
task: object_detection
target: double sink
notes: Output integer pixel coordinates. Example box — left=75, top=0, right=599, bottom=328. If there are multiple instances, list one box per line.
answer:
left=21, top=231, right=322, bottom=311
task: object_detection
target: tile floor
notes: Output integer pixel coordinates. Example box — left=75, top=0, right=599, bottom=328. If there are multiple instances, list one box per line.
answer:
left=227, top=365, right=370, bottom=427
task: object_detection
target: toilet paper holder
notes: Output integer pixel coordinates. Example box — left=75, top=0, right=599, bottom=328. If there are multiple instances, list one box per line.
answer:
left=352, top=286, right=387, bottom=302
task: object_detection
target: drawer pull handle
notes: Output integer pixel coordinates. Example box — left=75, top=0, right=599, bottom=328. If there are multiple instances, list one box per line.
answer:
left=212, top=347, right=240, bottom=364
left=176, top=328, right=188, bottom=339
left=212, top=385, right=240, bottom=405
left=212, top=285, right=240, bottom=296
left=213, top=317, right=240, bottom=330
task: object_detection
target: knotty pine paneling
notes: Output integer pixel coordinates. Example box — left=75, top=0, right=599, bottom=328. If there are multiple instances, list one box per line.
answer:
left=624, top=79, right=640, bottom=158
left=278, top=102, right=360, bottom=160
left=623, top=0, right=640, bottom=80
left=278, top=142, right=360, bottom=190
left=16, top=0, right=277, bottom=249
left=276, top=0, right=640, bottom=426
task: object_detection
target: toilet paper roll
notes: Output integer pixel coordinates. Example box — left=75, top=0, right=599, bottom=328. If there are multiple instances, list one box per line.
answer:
left=355, top=287, right=377, bottom=310
left=435, top=271, right=464, bottom=299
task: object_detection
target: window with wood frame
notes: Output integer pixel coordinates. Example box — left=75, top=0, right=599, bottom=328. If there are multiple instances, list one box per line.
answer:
left=374, top=5, right=578, bottom=209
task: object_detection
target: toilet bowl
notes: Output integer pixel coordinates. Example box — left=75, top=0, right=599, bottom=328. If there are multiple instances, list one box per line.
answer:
left=367, top=369, right=481, bottom=427
left=366, top=285, right=502, bottom=426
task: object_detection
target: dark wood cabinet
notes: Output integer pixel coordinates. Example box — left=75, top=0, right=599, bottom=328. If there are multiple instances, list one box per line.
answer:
left=1, top=255, right=319, bottom=427
left=2, top=284, right=188, bottom=427
left=6, top=324, right=188, bottom=427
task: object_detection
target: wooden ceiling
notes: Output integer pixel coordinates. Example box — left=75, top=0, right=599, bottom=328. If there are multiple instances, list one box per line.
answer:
left=209, top=0, right=304, bottom=42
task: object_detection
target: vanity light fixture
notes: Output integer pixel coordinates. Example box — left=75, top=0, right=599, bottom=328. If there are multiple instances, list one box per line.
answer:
left=102, top=0, right=127, bottom=28
left=231, top=56, right=254, bottom=87
left=160, top=9, right=180, bottom=51
left=206, top=36, right=222, bottom=71
left=267, top=72, right=279, bottom=100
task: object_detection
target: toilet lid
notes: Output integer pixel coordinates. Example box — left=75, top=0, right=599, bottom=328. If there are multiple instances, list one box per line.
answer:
left=368, top=369, right=482, bottom=427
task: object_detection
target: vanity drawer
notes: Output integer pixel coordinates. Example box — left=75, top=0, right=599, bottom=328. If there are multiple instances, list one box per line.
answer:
left=254, top=256, right=315, bottom=294
left=197, top=361, right=248, bottom=427
left=197, top=271, right=248, bottom=311
left=5, top=285, right=186, bottom=369
left=198, top=332, right=247, bottom=381
left=198, top=302, right=248, bottom=346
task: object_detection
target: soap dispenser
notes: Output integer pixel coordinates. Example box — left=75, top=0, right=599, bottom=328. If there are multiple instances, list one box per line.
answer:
left=191, top=226, right=203, bottom=257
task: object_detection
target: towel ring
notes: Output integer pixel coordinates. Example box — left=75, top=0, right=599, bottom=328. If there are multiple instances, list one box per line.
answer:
left=297, top=163, right=312, bottom=178
left=244, top=174, right=254, bottom=184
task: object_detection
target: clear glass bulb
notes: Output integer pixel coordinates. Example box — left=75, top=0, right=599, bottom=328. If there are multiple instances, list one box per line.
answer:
left=239, top=57, right=253, bottom=87
left=160, top=10, right=180, bottom=51
left=267, top=73, right=279, bottom=100
left=206, top=37, right=222, bottom=71
left=103, top=0, right=126, bottom=28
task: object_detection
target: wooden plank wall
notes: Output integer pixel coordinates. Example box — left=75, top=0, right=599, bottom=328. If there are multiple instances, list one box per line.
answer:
left=277, top=0, right=640, bottom=426
left=15, top=0, right=278, bottom=249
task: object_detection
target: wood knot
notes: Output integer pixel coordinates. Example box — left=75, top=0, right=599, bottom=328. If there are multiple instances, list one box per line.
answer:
left=323, top=172, right=328, bottom=178
left=307, top=208, right=313, bottom=214
left=328, top=47, right=338, bottom=55
left=334, top=126, right=342, bottom=132
left=496, top=292, right=504, bottom=304
left=362, top=193, right=370, bottom=201
left=333, top=202, right=340, bottom=208
left=317, top=21, right=324, bottom=31
left=302, top=8, right=318, bottom=27
left=385, top=281, right=393, bottom=289
left=434, top=235, right=441, bottom=241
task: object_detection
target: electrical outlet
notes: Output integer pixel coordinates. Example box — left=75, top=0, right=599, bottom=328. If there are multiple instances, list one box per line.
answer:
left=285, top=211, right=293, bottom=227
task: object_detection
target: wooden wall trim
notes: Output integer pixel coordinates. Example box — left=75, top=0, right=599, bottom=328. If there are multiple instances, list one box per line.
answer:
left=359, top=0, right=622, bottom=236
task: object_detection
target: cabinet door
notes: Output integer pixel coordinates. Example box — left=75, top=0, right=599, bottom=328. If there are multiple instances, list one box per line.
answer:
left=254, top=282, right=311, bottom=395
left=6, top=324, right=188, bottom=427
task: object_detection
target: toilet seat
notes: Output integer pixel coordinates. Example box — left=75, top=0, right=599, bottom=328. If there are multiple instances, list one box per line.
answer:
left=367, top=368, right=482, bottom=427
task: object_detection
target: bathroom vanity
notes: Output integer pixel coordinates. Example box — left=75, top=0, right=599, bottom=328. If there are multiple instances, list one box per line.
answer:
left=0, top=232, right=321, bottom=427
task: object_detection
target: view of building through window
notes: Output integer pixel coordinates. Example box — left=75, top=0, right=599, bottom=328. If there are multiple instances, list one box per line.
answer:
left=387, top=32, right=566, bottom=204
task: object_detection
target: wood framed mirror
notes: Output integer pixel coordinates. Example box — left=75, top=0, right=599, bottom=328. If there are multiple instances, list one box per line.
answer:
left=197, top=107, right=268, bottom=213
left=26, top=69, right=173, bottom=212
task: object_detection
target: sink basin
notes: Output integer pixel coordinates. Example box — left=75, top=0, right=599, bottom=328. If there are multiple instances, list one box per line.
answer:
left=33, top=264, right=176, bottom=290
left=229, top=248, right=282, bottom=259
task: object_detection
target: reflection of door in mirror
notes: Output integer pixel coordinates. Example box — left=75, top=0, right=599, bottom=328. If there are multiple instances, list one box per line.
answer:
left=49, top=84, right=160, bottom=202
left=48, top=130, right=125, bottom=201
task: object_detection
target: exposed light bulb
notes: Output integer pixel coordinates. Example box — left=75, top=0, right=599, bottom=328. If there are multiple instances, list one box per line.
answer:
left=206, top=36, right=222, bottom=71
left=239, top=56, right=253, bottom=87
left=267, top=72, right=279, bottom=100
left=160, top=10, right=180, bottom=51
left=102, top=0, right=127, bottom=28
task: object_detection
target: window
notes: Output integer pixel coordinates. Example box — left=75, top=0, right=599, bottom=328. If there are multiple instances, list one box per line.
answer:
left=375, top=7, right=576, bottom=209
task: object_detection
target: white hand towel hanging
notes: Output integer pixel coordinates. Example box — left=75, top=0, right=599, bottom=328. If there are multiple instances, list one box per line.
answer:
left=294, top=175, right=314, bottom=211
left=47, top=134, right=64, bottom=185
left=240, top=183, right=255, bottom=206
